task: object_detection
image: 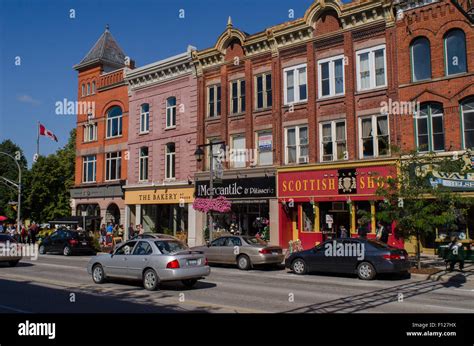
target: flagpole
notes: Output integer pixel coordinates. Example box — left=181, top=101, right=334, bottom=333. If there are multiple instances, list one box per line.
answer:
left=36, top=121, right=40, bottom=158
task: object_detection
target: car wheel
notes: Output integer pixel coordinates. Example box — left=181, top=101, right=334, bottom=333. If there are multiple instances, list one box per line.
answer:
left=291, top=258, right=307, bottom=275
left=8, top=260, right=19, bottom=267
left=39, top=245, right=46, bottom=255
left=92, top=264, right=106, bottom=284
left=357, top=262, right=376, bottom=280
left=182, top=279, right=198, bottom=288
left=237, top=254, right=251, bottom=270
left=143, top=269, right=159, bottom=291
left=63, top=246, right=72, bottom=256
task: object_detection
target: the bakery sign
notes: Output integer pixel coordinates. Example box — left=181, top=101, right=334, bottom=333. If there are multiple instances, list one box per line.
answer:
left=278, top=165, right=396, bottom=200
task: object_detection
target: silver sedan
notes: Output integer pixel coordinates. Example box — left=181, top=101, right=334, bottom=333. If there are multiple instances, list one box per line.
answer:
left=192, top=236, right=285, bottom=270
left=87, top=238, right=210, bottom=290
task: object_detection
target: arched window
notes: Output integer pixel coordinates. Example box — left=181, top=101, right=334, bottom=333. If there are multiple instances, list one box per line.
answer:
left=165, top=143, right=175, bottom=179
left=92, top=81, right=96, bottom=94
left=411, top=37, right=431, bottom=82
left=140, top=103, right=149, bottom=133
left=461, top=98, right=474, bottom=149
left=445, top=29, right=467, bottom=75
left=106, top=106, right=123, bottom=138
left=415, top=102, right=444, bottom=152
left=166, top=97, right=176, bottom=128
left=81, top=84, right=85, bottom=97
left=87, top=83, right=91, bottom=95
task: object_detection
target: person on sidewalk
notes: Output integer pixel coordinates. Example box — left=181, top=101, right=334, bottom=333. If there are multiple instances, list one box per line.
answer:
left=357, top=220, right=368, bottom=239
left=448, top=236, right=464, bottom=271
left=339, top=225, right=348, bottom=238
left=128, top=223, right=135, bottom=240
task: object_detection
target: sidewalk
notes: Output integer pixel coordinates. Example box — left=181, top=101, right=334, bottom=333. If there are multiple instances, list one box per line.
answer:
left=409, top=254, right=473, bottom=283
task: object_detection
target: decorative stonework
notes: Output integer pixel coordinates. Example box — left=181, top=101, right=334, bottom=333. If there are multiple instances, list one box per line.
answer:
left=125, top=47, right=196, bottom=91
left=192, top=0, right=395, bottom=74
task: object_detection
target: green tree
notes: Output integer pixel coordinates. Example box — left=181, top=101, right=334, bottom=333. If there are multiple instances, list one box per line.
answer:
left=26, top=129, right=76, bottom=223
left=375, top=149, right=473, bottom=269
left=0, top=140, right=27, bottom=221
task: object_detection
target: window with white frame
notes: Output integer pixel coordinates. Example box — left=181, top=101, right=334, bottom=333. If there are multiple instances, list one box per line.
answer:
left=256, top=131, right=273, bottom=166
left=92, top=81, right=96, bottom=94
left=318, top=55, right=345, bottom=98
left=462, top=98, right=474, bottom=149
left=285, top=125, right=309, bottom=164
left=359, top=114, right=390, bottom=158
left=356, top=45, right=387, bottom=91
left=255, top=73, right=272, bottom=110
left=207, top=84, right=221, bottom=117
left=81, top=84, right=85, bottom=97
left=83, top=123, right=97, bottom=142
left=284, top=64, right=307, bottom=105
left=105, top=151, right=122, bottom=181
left=230, top=79, right=246, bottom=115
left=206, top=138, right=223, bottom=171
left=82, top=155, right=96, bottom=183
left=140, top=103, right=149, bottom=133
left=106, top=106, right=123, bottom=138
left=139, top=147, right=149, bottom=181
left=231, top=135, right=246, bottom=168
left=87, top=83, right=91, bottom=95
left=166, top=97, right=177, bottom=128
left=320, top=120, right=347, bottom=162
left=165, top=143, right=175, bottom=179
left=415, top=103, right=444, bottom=152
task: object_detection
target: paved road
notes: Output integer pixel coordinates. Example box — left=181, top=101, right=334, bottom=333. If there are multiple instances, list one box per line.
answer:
left=0, top=254, right=473, bottom=313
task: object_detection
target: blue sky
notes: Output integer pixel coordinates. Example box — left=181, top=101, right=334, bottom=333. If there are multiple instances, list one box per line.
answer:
left=0, top=0, right=350, bottom=166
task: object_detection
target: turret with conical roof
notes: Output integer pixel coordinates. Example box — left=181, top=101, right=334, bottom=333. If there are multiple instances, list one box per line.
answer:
left=74, top=25, right=127, bottom=71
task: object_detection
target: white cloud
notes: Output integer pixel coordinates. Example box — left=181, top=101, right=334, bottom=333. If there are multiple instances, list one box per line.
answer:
left=17, top=94, right=41, bottom=105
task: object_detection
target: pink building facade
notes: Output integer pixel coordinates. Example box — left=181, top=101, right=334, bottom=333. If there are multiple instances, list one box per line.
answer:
left=124, top=46, right=199, bottom=245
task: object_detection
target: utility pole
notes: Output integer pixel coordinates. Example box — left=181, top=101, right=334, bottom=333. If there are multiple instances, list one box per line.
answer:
left=0, top=152, right=22, bottom=235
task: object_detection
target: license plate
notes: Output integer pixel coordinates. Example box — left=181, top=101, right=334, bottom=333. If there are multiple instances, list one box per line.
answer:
left=187, top=259, right=198, bottom=266
left=272, top=252, right=279, bottom=255
left=400, top=256, right=405, bottom=260
left=82, top=242, right=87, bottom=246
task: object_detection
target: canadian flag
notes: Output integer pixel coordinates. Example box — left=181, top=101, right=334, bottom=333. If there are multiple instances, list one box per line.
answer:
left=39, top=123, right=58, bottom=142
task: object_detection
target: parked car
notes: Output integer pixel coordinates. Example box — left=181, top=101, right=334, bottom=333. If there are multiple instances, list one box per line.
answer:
left=39, top=229, right=96, bottom=256
left=87, top=238, right=210, bottom=290
left=0, top=234, right=22, bottom=267
left=285, top=238, right=410, bottom=280
left=191, top=235, right=285, bottom=270
left=131, top=233, right=179, bottom=241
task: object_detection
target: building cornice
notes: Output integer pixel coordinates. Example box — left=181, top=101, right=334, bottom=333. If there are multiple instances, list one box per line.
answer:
left=192, top=0, right=395, bottom=75
left=125, top=46, right=197, bottom=91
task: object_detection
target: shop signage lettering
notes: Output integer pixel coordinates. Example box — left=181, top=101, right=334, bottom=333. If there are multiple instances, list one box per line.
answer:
left=195, top=177, right=276, bottom=199
left=278, top=165, right=395, bottom=199
left=125, top=188, right=194, bottom=205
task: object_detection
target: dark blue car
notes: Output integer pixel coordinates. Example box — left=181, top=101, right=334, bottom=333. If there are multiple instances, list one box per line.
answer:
left=285, top=238, right=410, bottom=280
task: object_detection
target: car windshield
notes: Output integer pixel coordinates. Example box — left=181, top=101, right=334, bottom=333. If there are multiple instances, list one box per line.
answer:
left=154, top=240, right=189, bottom=254
left=243, top=237, right=267, bottom=246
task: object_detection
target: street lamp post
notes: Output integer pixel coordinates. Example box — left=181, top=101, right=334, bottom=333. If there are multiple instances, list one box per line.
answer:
left=195, top=141, right=225, bottom=243
left=0, top=152, right=22, bottom=235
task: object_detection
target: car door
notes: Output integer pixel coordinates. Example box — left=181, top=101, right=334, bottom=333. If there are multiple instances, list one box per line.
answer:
left=222, top=237, right=242, bottom=263
left=52, top=230, right=66, bottom=253
left=127, top=241, right=153, bottom=279
left=336, top=239, right=363, bottom=273
left=45, top=231, right=59, bottom=252
left=305, top=243, right=329, bottom=272
left=206, top=237, right=226, bottom=263
left=105, top=241, right=137, bottom=278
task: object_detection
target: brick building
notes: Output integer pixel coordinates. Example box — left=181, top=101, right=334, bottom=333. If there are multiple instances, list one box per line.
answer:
left=192, top=0, right=404, bottom=249
left=70, top=26, right=132, bottom=228
left=394, top=0, right=474, bottom=252
left=124, top=46, right=199, bottom=244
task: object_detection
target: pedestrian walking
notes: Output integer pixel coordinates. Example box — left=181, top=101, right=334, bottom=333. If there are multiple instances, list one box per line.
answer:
left=99, top=224, right=107, bottom=245
left=339, top=225, right=348, bottom=238
left=357, top=220, right=368, bottom=239
left=128, top=223, right=135, bottom=240
left=448, top=236, right=464, bottom=271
